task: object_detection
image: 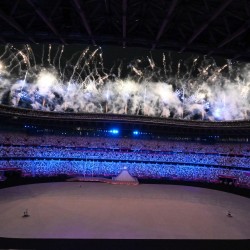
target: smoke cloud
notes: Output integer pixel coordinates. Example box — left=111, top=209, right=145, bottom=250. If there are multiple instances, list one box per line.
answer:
left=0, top=44, right=249, bottom=121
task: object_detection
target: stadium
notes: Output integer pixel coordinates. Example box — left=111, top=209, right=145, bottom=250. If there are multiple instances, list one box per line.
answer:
left=0, top=0, right=250, bottom=249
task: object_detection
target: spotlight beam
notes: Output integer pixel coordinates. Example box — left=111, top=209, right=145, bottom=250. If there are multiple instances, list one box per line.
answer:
left=122, top=0, right=127, bottom=48
left=72, top=0, right=96, bottom=46
left=208, top=20, right=250, bottom=56
left=152, top=0, right=178, bottom=50
left=10, top=0, right=20, bottom=16
left=49, top=0, right=62, bottom=19
left=0, top=8, right=35, bottom=43
left=179, top=0, right=233, bottom=53
left=26, top=0, right=66, bottom=44
left=232, top=47, right=250, bottom=61
left=104, top=0, right=113, bottom=33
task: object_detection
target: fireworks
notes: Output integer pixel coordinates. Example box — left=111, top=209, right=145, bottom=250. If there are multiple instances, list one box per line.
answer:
left=0, top=44, right=250, bottom=121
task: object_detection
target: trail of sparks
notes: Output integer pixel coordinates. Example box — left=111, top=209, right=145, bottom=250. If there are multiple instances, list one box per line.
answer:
left=0, top=44, right=249, bottom=121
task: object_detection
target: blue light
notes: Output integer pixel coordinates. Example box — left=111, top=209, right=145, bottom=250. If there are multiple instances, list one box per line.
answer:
left=133, top=130, right=139, bottom=135
left=109, top=129, right=119, bottom=134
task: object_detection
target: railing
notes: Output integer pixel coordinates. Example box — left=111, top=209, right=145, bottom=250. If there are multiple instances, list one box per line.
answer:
left=1, top=104, right=250, bottom=129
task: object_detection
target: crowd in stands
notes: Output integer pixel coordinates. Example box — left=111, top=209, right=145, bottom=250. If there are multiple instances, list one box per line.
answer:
left=0, top=131, right=249, bottom=186
left=0, top=145, right=249, bottom=168
left=0, top=159, right=249, bottom=185
left=0, top=132, right=250, bottom=156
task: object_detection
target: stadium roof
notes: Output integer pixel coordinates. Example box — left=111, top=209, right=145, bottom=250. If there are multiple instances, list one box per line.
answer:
left=1, top=105, right=250, bottom=137
left=0, top=0, right=250, bottom=61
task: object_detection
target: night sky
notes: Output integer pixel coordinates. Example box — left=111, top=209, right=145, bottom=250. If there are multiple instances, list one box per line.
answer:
left=0, top=43, right=229, bottom=76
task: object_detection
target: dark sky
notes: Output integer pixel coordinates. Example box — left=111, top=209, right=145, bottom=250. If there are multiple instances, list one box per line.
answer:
left=0, top=43, right=231, bottom=77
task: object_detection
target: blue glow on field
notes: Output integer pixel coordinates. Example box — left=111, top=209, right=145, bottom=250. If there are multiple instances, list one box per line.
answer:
left=133, top=130, right=139, bottom=135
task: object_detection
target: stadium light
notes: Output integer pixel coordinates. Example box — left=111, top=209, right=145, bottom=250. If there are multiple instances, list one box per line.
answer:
left=109, top=129, right=119, bottom=134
